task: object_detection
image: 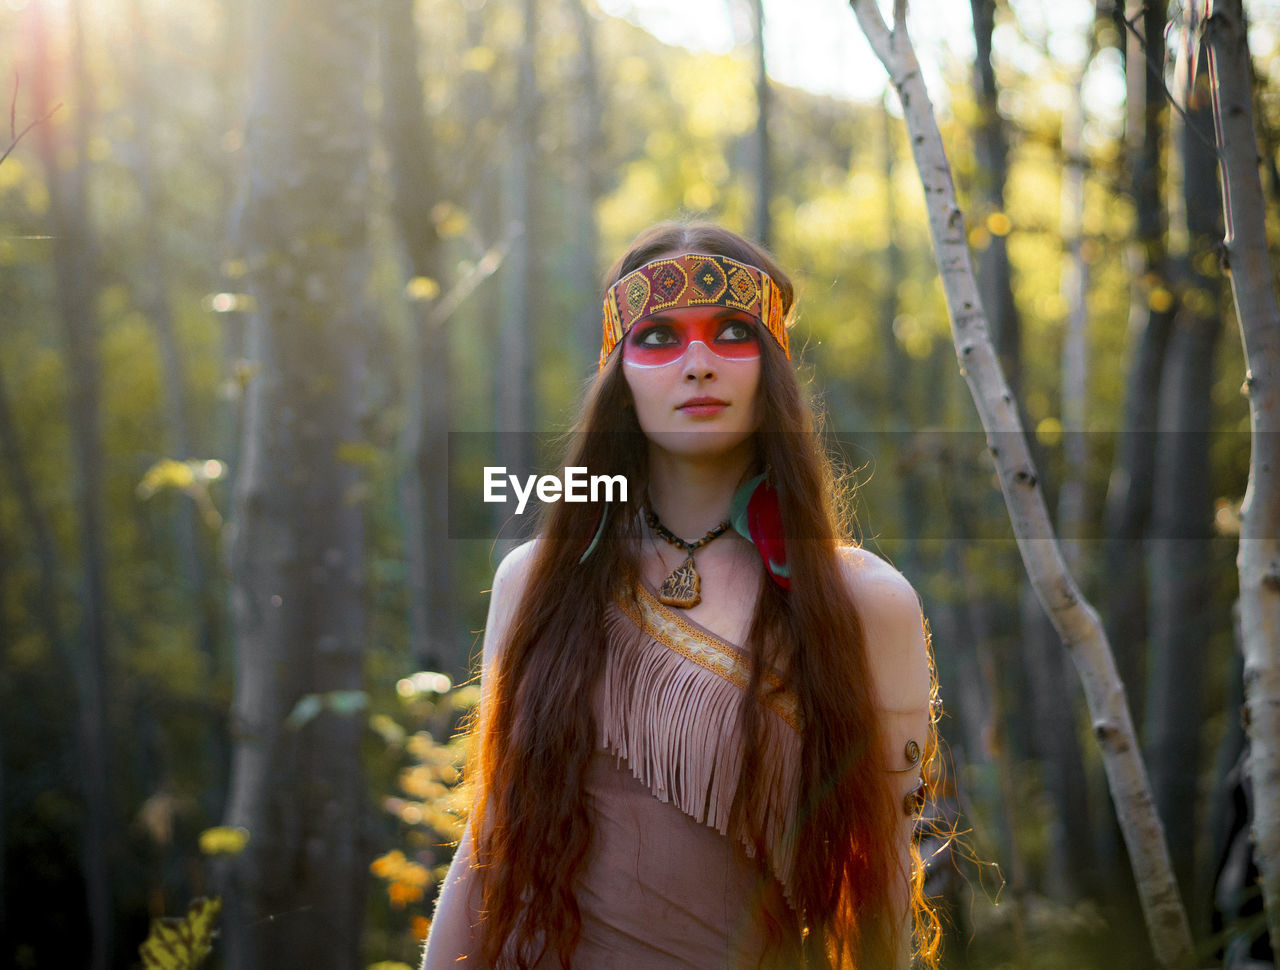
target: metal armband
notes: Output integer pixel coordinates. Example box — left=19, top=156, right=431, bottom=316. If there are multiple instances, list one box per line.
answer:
left=890, top=738, right=922, bottom=772
left=904, top=777, right=927, bottom=817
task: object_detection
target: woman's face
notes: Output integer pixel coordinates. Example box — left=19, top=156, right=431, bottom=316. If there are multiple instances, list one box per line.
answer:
left=621, top=302, right=763, bottom=461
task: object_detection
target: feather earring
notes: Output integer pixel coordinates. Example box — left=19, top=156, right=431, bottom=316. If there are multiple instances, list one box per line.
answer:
left=578, top=503, right=609, bottom=565
left=730, top=473, right=791, bottom=589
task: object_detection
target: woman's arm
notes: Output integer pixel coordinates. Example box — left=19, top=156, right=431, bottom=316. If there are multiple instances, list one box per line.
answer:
left=840, top=548, right=933, bottom=969
left=421, top=539, right=540, bottom=969
left=420, top=821, right=482, bottom=966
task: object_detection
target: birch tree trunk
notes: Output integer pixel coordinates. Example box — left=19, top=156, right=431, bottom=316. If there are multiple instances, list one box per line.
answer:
left=847, top=3, right=1195, bottom=965
left=29, top=2, right=113, bottom=965
left=1203, top=0, right=1280, bottom=951
left=217, top=0, right=374, bottom=964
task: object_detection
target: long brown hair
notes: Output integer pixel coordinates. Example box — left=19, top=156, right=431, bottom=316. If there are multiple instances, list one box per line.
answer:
left=468, top=221, right=940, bottom=968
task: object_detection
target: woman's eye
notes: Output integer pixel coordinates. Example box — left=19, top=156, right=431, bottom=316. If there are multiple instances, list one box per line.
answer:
left=717, top=321, right=756, bottom=342
left=636, top=326, right=677, bottom=346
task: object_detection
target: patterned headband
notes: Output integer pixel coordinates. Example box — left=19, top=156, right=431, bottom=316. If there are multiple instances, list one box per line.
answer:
left=599, top=252, right=789, bottom=370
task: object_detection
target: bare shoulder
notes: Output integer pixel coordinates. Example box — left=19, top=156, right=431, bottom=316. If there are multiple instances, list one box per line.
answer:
left=482, top=538, right=542, bottom=671
left=492, top=537, right=541, bottom=599
left=837, top=545, right=931, bottom=714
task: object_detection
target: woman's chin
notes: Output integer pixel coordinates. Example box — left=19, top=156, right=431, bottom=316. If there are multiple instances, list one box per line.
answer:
left=644, top=429, right=756, bottom=463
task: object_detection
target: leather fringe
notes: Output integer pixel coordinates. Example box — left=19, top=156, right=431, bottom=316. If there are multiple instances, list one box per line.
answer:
left=598, top=598, right=802, bottom=908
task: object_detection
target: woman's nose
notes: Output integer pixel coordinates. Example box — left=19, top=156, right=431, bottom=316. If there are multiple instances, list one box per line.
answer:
left=681, top=340, right=716, bottom=380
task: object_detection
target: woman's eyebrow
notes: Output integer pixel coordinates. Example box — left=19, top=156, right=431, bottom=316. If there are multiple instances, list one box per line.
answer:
left=639, top=309, right=755, bottom=325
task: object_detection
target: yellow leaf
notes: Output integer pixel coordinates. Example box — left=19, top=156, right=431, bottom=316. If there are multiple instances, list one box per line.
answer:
left=1036, top=416, right=1063, bottom=447
left=405, top=276, right=440, bottom=302
left=336, top=441, right=381, bottom=466
left=433, top=204, right=471, bottom=239
left=198, top=826, right=250, bottom=856
left=138, top=897, right=222, bottom=970
left=1148, top=287, right=1175, bottom=313
left=389, top=881, right=424, bottom=908
left=986, top=211, right=1012, bottom=236
left=371, top=849, right=406, bottom=878
left=462, top=46, right=496, bottom=72
left=137, top=459, right=196, bottom=498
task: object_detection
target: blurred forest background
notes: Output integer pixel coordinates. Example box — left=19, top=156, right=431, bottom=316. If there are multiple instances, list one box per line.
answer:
left=2, top=0, right=1279, bottom=967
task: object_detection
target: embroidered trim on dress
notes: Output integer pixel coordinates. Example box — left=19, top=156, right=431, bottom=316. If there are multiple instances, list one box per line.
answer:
left=616, top=584, right=802, bottom=732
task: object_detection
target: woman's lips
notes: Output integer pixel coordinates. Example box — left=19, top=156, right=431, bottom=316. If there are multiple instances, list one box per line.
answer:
left=677, top=396, right=728, bottom=417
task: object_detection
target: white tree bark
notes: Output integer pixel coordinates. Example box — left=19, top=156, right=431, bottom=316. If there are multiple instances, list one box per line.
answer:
left=847, top=3, right=1195, bottom=966
left=1204, top=0, right=1280, bottom=951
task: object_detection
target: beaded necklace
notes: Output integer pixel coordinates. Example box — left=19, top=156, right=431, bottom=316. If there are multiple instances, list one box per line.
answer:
left=644, top=506, right=730, bottom=609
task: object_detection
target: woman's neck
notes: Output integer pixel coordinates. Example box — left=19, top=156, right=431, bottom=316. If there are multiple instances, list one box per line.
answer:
left=645, top=444, right=754, bottom=539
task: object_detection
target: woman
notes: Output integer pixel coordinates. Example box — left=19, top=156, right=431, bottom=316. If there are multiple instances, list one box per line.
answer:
left=423, top=222, right=940, bottom=969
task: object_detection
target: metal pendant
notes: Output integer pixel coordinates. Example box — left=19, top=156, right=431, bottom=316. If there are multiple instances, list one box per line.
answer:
left=658, top=555, right=701, bottom=609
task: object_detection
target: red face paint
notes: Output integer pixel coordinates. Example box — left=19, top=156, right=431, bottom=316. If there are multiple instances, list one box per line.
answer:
left=623, top=312, right=761, bottom=368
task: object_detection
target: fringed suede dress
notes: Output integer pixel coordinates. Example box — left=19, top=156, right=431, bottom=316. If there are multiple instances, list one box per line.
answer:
left=535, top=582, right=806, bottom=969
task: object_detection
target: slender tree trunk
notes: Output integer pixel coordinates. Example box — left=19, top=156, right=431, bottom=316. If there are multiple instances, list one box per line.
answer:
left=127, top=0, right=206, bottom=626
left=0, top=368, right=73, bottom=959
left=217, top=0, right=250, bottom=477
left=1203, top=0, right=1280, bottom=951
left=1104, top=0, right=1173, bottom=721
left=847, top=3, right=1195, bottom=965
left=1094, top=0, right=1173, bottom=908
left=969, top=0, right=1019, bottom=397
left=29, top=3, right=113, bottom=966
left=1059, top=29, right=1106, bottom=903
left=495, top=0, right=538, bottom=546
left=1022, top=585, right=1092, bottom=902
left=217, top=0, right=374, bottom=965
left=0, top=367, right=73, bottom=674
left=946, top=485, right=1030, bottom=958
left=972, top=0, right=1092, bottom=900
left=1143, top=61, right=1223, bottom=914
left=125, top=1, right=228, bottom=872
left=380, top=0, right=459, bottom=673
left=1059, top=47, right=1090, bottom=572
left=567, top=0, right=604, bottom=370
left=749, top=0, right=770, bottom=247
left=878, top=101, right=926, bottom=581
left=879, top=101, right=908, bottom=421
left=1207, top=612, right=1248, bottom=912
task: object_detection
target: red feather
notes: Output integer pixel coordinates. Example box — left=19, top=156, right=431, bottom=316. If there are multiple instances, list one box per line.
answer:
left=746, top=479, right=791, bottom=589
